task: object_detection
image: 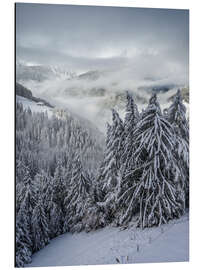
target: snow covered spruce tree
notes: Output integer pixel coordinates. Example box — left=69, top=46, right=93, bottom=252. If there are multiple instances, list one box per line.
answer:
left=16, top=221, right=32, bottom=267
left=63, top=154, right=92, bottom=233
left=16, top=201, right=33, bottom=267
left=33, top=172, right=56, bottom=239
left=167, top=89, right=189, bottom=143
left=38, top=173, right=63, bottom=239
left=103, top=109, right=124, bottom=192
left=97, top=109, right=125, bottom=223
left=122, top=91, right=139, bottom=167
left=166, top=89, right=189, bottom=206
left=16, top=163, right=39, bottom=267
left=111, top=109, right=125, bottom=171
left=18, top=166, right=37, bottom=228
left=31, top=195, right=50, bottom=252
left=96, top=122, right=112, bottom=202
left=116, top=91, right=140, bottom=206
left=52, top=160, right=67, bottom=234
left=117, top=94, right=185, bottom=228
left=16, top=162, right=37, bottom=213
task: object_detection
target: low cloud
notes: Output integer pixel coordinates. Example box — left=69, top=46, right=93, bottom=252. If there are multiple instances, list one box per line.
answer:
left=16, top=3, right=189, bottom=131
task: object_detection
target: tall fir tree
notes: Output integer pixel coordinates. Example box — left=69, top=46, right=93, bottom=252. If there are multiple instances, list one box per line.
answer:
left=96, top=122, right=112, bottom=201
left=15, top=221, right=32, bottom=267
left=117, top=94, right=185, bottom=228
left=111, top=109, right=125, bottom=171
left=16, top=165, right=38, bottom=267
left=97, top=109, right=125, bottom=223
left=31, top=196, right=50, bottom=252
left=63, top=155, right=91, bottom=233
left=166, top=89, right=189, bottom=206
left=122, top=91, right=139, bottom=166
left=101, top=109, right=124, bottom=194
left=16, top=163, right=37, bottom=213
left=16, top=200, right=33, bottom=267
left=117, top=92, right=140, bottom=206
left=167, top=89, right=189, bottom=142
left=52, top=160, right=67, bottom=233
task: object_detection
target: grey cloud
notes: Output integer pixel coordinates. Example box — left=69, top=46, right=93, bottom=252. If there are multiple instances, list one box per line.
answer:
left=16, top=3, right=189, bottom=80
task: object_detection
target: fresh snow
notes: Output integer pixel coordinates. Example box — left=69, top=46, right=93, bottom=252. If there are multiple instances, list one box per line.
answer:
left=16, top=95, right=53, bottom=117
left=27, top=213, right=189, bottom=267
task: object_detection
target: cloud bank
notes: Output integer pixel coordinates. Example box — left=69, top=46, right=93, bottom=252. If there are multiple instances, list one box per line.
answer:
left=16, top=4, right=189, bottom=76
left=16, top=3, right=189, bottom=131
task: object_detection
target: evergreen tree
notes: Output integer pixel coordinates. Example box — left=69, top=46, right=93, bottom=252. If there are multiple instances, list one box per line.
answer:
left=49, top=201, right=64, bottom=237
left=23, top=168, right=37, bottom=216
left=52, top=160, right=66, bottom=233
left=101, top=110, right=124, bottom=194
left=16, top=162, right=37, bottom=213
left=167, top=89, right=189, bottom=142
left=117, top=94, right=185, bottom=228
left=96, top=122, right=112, bottom=201
left=15, top=221, right=32, bottom=267
left=35, top=171, right=64, bottom=238
left=63, top=155, right=91, bottom=233
left=111, top=109, right=125, bottom=171
left=37, top=173, right=62, bottom=238
left=122, top=91, right=139, bottom=165
left=166, top=89, right=189, bottom=206
left=31, top=196, right=50, bottom=252
left=97, top=109, right=124, bottom=223
left=15, top=165, right=38, bottom=267
left=116, top=92, right=140, bottom=209
left=16, top=201, right=33, bottom=267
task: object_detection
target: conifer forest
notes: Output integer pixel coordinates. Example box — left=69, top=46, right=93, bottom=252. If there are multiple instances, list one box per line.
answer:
left=15, top=90, right=189, bottom=267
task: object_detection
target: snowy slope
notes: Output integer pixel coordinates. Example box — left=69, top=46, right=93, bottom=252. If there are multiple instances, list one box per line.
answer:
left=27, top=213, right=189, bottom=267
left=16, top=95, right=53, bottom=117
left=16, top=95, right=104, bottom=142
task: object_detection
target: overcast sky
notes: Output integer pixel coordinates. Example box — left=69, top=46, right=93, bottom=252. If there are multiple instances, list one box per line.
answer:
left=16, top=3, right=189, bottom=77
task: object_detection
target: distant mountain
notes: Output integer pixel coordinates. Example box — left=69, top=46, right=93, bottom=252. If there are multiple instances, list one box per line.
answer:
left=16, top=62, right=76, bottom=82
left=16, top=82, right=54, bottom=108
left=78, top=70, right=101, bottom=81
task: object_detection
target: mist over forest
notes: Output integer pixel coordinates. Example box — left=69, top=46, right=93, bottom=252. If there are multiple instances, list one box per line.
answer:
left=16, top=4, right=189, bottom=131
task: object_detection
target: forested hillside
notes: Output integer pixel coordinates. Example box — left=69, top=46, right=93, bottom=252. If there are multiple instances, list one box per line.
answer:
left=16, top=82, right=54, bottom=108
left=16, top=90, right=189, bottom=267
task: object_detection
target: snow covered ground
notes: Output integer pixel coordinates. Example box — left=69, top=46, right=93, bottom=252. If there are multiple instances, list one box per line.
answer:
left=27, top=213, right=189, bottom=267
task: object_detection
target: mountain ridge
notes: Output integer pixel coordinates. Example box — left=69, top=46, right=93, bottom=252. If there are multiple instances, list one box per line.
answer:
left=16, top=82, right=54, bottom=108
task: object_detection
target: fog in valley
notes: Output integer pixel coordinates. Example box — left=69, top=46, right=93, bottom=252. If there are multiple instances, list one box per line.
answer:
left=16, top=3, right=189, bottom=131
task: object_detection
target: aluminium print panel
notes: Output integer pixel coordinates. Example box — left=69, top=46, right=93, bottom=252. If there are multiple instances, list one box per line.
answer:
left=15, top=2, right=189, bottom=267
